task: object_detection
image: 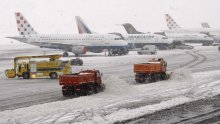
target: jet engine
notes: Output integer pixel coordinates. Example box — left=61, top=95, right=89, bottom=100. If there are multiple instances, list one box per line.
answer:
left=72, top=46, right=87, bottom=56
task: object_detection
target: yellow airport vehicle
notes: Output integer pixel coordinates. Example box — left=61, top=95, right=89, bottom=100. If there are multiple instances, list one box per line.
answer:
left=5, top=54, right=72, bottom=79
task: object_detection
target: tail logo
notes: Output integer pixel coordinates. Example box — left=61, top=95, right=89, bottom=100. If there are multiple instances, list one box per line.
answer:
left=165, top=14, right=181, bottom=30
left=15, top=12, right=37, bottom=37
left=201, top=22, right=210, bottom=28
left=75, top=16, right=92, bottom=34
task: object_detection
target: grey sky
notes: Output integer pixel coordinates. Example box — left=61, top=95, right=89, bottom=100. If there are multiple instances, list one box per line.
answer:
left=0, top=0, right=219, bottom=37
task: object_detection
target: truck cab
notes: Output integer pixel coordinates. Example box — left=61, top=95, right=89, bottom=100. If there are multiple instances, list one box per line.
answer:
left=16, top=62, right=30, bottom=78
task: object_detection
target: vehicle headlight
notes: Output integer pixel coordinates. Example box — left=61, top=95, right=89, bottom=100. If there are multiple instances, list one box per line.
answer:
left=32, top=74, right=36, bottom=78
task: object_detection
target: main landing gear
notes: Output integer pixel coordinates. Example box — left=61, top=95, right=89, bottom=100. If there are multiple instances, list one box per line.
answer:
left=108, top=48, right=129, bottom=56
left=63, top=52, right=69, bottom=57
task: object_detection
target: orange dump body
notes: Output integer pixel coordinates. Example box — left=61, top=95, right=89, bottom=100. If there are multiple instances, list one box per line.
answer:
left=59, top=70, right=101, bottom=86
left=134, top=58, right=166, bottom=74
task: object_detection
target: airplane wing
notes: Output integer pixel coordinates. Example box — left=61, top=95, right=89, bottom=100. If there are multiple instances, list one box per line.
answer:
left=6, top=37, right=28, bottom=43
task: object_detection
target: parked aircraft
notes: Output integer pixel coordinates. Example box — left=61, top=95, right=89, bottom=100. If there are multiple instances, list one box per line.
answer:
left=163, top=14, right=214, bottom=45
left=8, top=12, right=128, bottom=57
left=200, top=22, right=220, bottom=43
left=75, top=16, right=173, bottom=50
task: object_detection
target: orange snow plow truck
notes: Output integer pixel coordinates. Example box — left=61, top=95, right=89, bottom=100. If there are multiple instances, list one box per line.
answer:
left=59, top=70, right=105, bottom=97
left=134, top=58, right=170, bottom=83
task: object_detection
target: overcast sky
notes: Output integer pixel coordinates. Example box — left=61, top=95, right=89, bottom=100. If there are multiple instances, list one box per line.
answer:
left=0, top=0, right=220, bottom=44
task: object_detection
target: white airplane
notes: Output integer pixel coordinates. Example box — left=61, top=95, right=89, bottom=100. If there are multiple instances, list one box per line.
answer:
left=200, top=22, right=220, bottom=35
left=163, top=14, right=214, bottom=45
left=7, top=12, right=128, bottom=57
left=200, top=22, right=220, bottom=44
left=121, top=23, right=173, bottom=49
left=75, top=16, right=173, bottom=50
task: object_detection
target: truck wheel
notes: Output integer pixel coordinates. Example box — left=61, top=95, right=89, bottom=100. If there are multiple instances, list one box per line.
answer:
left=77, top=58, right=83, bottom=66
left=75, top=54, right=80, bottom=57
left=87, top=84, right=95, bottom=95
left=22, top=73, right=30, bottom=79
left=138, top=75, right=145, bottom=83
left=78, top=84, right=88, bottom=96
left=139, top=76, right=145, bottom=83
left=50, top=72, right=57, bottom=79
left=80, top=84, right=95, bottom=95
left=161, top=72, right=166, bottom=80
left=62, top=89, right=70, bottom=97
left=63, top=52, right=69, bottom=57
left=99, top=84, right=105, bottom=92
left=94, top=83, right=102, bottom=93
left=135, top=74, right=145, bottom=83
left=154, top=73, right=161, bottom=81
left=71, top=59, right=83, bottom=66
left=150, top=74, right=156, bottom=82
left=79, top=59, right=83, bottom=66
left=62, top=86, right=71, bottom=97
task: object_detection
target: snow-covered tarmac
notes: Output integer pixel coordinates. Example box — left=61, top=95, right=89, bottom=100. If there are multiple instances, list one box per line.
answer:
left=0, top=43, right=220, bottom=124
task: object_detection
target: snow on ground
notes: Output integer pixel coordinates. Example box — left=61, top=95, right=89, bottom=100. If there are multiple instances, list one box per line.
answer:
left=1, top=70, right=220, bottom=124
left=0, top=44, right=220, bottom=123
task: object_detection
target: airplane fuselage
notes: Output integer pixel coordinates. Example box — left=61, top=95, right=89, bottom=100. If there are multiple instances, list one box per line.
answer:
left=11, top=34, right=128, bottom=54
left=163, top=30, right=214, bottom=43
left=122, top=34, right=173, bottom=49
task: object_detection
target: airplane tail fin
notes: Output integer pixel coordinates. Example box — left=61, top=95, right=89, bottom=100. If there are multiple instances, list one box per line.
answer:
left=165, top=14, right=181, bottom=30
left=122, top=23, right=143, bottom=34
left=15, top=12, right=37, bottom=37
left=75, top=16, right=93, bottom=34
left=201, top=22, right=210, bottom=28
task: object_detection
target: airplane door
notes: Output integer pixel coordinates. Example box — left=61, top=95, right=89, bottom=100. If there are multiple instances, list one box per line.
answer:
left=104, top=37, right=110, bottom=45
